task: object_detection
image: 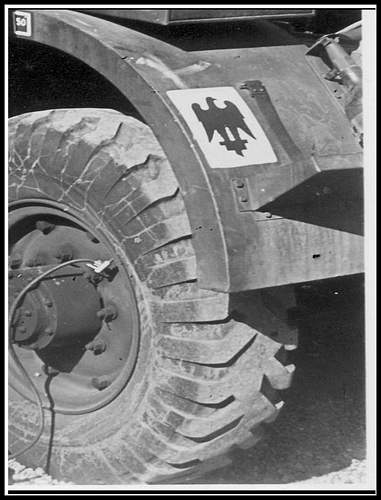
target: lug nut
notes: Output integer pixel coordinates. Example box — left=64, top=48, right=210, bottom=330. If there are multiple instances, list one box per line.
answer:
left=86, top=340, right=107, bottom=355
left=36, top=220, right=56, bottom=234
left=10, top=255, right=22, bottom=269
left=91, top=377, right=110, bottom=391
left=96, top=304, right=118, bottom=322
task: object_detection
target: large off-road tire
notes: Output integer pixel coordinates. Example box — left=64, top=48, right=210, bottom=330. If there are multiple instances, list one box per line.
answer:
left=8, top=109, right=297, bottom=484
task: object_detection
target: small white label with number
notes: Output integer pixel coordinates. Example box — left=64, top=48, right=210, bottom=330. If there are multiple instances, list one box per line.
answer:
left=167, top=87, right=277, bottom=169
left=14, top=11, right=32, bottom=37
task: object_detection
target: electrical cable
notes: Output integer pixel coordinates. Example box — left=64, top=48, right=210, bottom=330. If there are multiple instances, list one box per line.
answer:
left=8, top=258, right=96, bottom=460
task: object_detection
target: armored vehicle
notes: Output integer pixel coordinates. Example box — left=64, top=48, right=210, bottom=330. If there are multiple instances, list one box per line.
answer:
left=8, top=8, right=363, bottom=484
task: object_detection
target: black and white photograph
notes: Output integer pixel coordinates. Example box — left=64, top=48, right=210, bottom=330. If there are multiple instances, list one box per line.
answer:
left=6, top=4, right=376, bottom=494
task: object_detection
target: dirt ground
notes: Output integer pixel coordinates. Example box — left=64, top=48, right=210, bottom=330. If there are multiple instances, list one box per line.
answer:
left=182, top=281, right=368, bottom=487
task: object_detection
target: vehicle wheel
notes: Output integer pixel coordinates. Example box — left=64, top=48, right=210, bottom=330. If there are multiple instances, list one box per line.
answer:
left=8, top=109, right=298, bottom=484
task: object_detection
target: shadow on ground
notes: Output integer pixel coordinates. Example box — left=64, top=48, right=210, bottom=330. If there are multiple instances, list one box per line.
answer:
left=183, top=281, right=366, bottom=484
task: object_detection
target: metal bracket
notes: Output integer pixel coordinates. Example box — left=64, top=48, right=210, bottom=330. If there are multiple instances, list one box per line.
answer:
left=240, top=80, right=267, bottom=97
left=240, top=79, right=303, bottom=162
left=231, top=177, right=251, bottom=212
left=231, top=177, right=282, bottom=219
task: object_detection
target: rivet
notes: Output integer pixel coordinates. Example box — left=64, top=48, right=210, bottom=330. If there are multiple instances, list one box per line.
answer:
left=234, top=179, right=245, bottom=189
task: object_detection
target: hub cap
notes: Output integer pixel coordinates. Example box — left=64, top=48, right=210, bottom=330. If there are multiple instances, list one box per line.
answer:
left=8, top=202, right=140, bottom=414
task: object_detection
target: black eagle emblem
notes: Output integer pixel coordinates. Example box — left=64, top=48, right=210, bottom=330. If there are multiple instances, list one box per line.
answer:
left=191, top=97, right=256, bottom=156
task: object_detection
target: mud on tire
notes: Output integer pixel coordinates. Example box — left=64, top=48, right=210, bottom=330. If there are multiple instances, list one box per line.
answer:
left=8, top=109, right=297, bottom=484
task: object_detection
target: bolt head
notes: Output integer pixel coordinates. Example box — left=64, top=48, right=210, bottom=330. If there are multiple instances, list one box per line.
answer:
left=87, top=340, right=107, bottom=355
left=91, top=377, right=110, bottom=391
left=97, top=304, right=118, bottom=322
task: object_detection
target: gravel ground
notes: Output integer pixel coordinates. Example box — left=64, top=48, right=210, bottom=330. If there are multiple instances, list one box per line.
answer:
left=8, top=280, right=371, bottom=490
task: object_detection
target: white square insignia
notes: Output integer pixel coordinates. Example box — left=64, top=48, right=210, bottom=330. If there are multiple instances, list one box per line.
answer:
left=167, top=87, right=277, bottom=169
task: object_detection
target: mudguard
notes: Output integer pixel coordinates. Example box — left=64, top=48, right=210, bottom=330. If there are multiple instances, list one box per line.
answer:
left=10, top=9, right=363, bottom=292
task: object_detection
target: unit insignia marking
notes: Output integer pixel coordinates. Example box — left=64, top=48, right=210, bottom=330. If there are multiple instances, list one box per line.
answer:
left=167, top=87, right=277, bottom=168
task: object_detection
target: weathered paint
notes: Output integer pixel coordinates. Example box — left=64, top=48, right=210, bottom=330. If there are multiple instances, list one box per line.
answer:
left=10, top=9, right=363, bottom=291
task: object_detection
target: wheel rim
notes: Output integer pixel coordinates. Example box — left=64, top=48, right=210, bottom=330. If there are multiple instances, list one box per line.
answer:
left=8, top=200, right=140, bottom=414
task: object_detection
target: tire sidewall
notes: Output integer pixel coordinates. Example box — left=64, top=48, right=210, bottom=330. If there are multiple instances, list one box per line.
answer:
left=8, top=114, right=159, bottom=448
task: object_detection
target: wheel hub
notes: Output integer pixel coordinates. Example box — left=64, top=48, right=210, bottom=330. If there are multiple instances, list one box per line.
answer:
left=8, top=202, right=140, bottom=414
left=9, top=266, right=103, bottom=350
